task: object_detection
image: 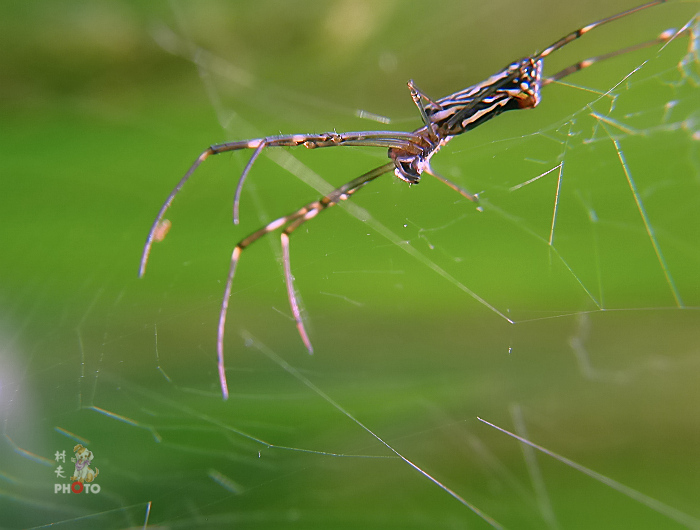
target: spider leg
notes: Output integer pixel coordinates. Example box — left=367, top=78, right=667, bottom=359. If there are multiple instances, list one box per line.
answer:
left=279, top=163, right=396, bottom=353
left=141, top=132, right=423, bottom=278
left=543, top=29, right=679, bottom=85
left=216, top=162, right=394, bottom=398
left=407, top=79, right=442, bottom=140
left=423, top=164, right=479, bottom=203
left=407, top=80, right=442, bottom=109
left=229, top=132, right=423, bottom=225
left=537, top=0, right=665, bottom=60
left=140, top=147, right=215, bottom=277
left=216, top=212, right=292, bottom=399
left=232, top=140, right=265, bottom=224
left=280, top=222, right=314, bottom=354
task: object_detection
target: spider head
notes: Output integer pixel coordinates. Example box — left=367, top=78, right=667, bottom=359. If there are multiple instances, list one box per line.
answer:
left=506, top=57, right=543, bottom=109
left=391, top=153, right=425, bottom=184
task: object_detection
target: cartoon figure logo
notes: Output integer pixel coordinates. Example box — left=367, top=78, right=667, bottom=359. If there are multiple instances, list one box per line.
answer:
left=69, top=444, right=99, bottom=484
left=54, top=443, right=101, bottom=494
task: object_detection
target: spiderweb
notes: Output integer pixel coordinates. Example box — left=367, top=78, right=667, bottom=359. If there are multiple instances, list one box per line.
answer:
left=1, top=1, right=699, bottom=529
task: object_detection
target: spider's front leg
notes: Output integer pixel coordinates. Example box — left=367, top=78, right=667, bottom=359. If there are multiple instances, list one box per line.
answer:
left=389, top=140, right=479, bottom=204
left=407, top=79, right=443, bottom=136
left=215, top=163, right=395, bottom=399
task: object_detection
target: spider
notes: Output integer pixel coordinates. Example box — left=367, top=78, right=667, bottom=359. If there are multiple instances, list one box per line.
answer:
left=140, top=1, right=675, bottom=398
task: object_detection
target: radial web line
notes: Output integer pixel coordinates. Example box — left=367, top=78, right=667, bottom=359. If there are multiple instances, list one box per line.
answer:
left=480, top=199, right=602, bottom=309
left=265, top=148, right=514, bottom=323
left=245, top=331, right=504, bottom=529
left=478, top=417, right=700, bottom=529
left=598, top=121, right=683, bottom=307
left=509, top=163, right=562, bottom=192
left=510, top=404, right=558, bottom=529
left=548, top=162, right=564, bottom=247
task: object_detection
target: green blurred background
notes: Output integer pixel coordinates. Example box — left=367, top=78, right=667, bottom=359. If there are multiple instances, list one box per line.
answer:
left=1, top=1, right=699, bottom=528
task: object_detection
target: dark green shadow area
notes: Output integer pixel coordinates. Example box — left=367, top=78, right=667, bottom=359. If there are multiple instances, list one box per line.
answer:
left=1, top=1, right=699, bottom=529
